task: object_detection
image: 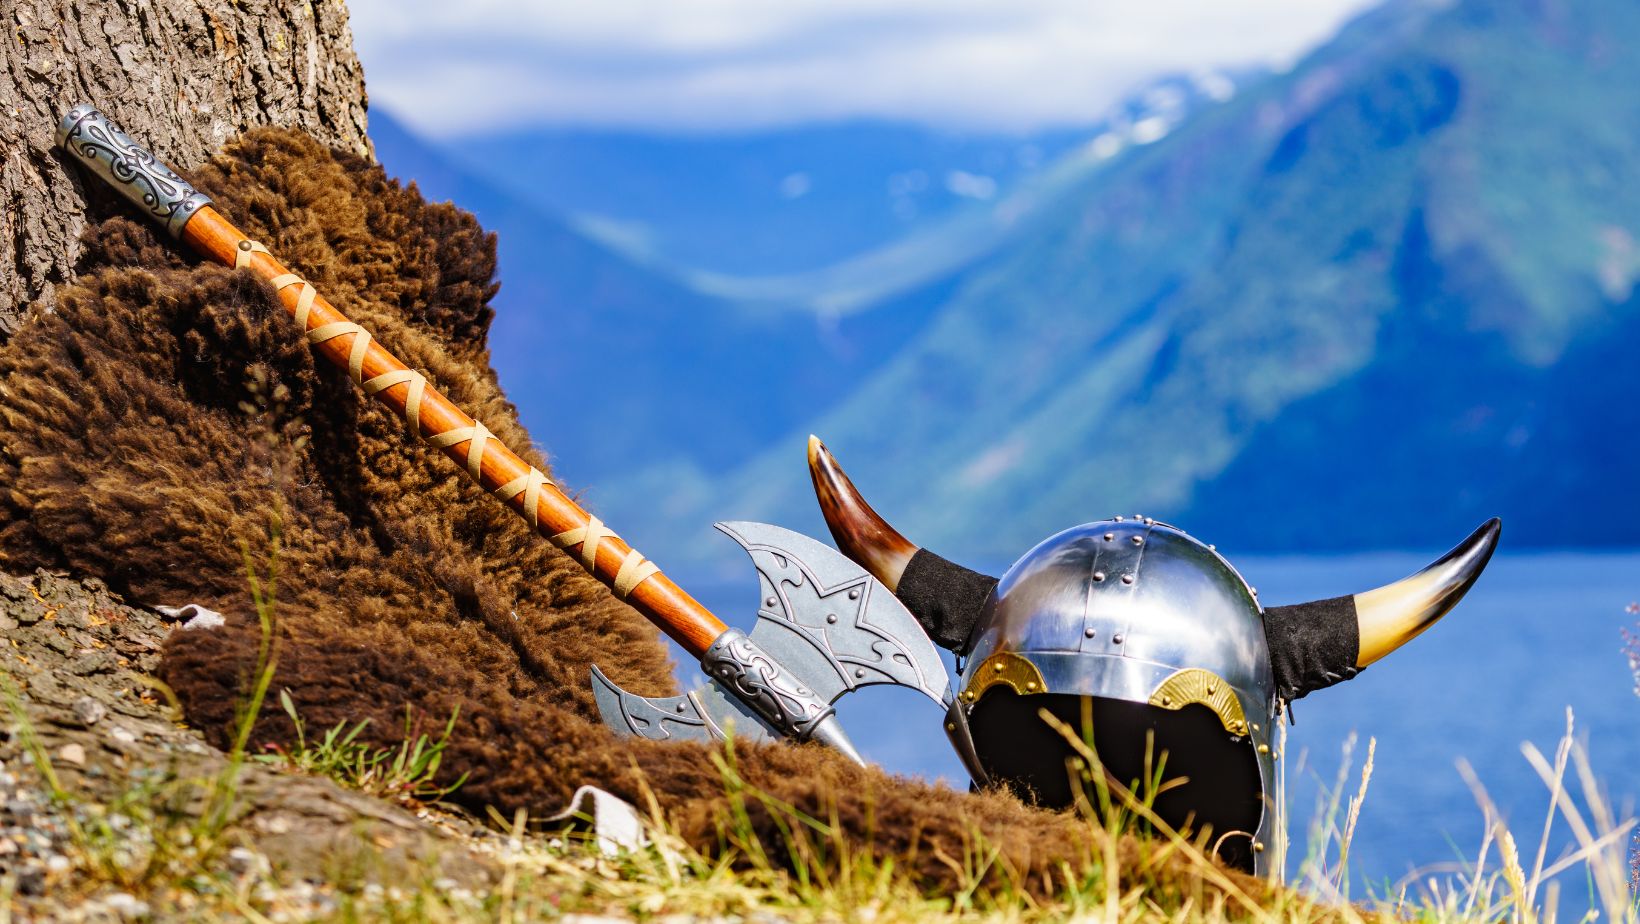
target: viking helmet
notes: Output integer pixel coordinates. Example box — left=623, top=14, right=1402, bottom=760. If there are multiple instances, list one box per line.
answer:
left=807, top=437, right=1499, bottom=874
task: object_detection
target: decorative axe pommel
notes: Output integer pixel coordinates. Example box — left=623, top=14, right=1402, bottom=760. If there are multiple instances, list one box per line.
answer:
left=57, top=104, right=211, bottom=238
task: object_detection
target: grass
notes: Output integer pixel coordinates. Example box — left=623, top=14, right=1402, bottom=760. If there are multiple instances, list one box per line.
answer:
left=253, top=691, right=469, bottom=805
left=6, top=656, right=1637, bottom=924
left=190, top=501, right=284, bottom=839
left=246, top=716, right=1640, bottom=924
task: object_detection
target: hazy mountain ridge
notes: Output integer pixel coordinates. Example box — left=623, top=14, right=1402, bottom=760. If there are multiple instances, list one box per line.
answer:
left=371, top=112, right=960, bottom=493
left=374, top=0, right=1640, bottom=571
left=622, top=0, right=1640, bottom=567
left=438, top=75, right=1244, bottom=279
left=371, top=82, right=1205, bottom=542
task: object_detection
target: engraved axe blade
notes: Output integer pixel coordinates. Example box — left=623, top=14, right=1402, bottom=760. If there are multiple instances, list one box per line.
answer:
left=718, top=521, right=953, bottom=709
left=591, top=522, right=954, bottom=764
left=590, top=665, right=780, bottom=744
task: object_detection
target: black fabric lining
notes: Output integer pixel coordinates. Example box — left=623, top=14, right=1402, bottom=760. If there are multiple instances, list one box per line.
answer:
left=1262, top=594, right=1362, bottom=701
left=895, top=548, right=999, bottom=652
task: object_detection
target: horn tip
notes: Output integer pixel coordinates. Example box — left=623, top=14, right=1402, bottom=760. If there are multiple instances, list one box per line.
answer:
left=1352, top=517, right=1503, bottom=668
left=803, top=436, right=917, bottom=591
left=1461, top=517, right=1502, bottom=563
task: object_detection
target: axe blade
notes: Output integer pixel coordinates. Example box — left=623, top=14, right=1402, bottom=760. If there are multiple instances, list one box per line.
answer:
left=591, top=522, right=954, bottom=762
left=590, top=664, right=779, bottom=744
left=715, top=521, right=953, bottom=710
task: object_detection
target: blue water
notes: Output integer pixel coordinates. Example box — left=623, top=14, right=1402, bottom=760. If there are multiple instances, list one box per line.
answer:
left=684, top=551, right=1640, bottom=909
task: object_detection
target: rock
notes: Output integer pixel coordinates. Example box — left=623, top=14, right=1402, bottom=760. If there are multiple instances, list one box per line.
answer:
left=55, top=602, right=92, bottom=629
left=23, top=670, right=77, bottom=707
left=14, top=863, right=44, bottom=895
left=72, top=695, right=107, bottom=726
left=66, top=649, right=115, bottom=675
left=10, top=596, right=47, bottom=625
left=103, top=893, right=151, bottom=920
left=253, top=812, right=294, bottom=834
left=226, top=846, right=270, bottom=876
left=55, top=743, right=85, bottom=766
left=40, top=628, right=73, bottom=657
left=117, top=628, right=160, bottom=652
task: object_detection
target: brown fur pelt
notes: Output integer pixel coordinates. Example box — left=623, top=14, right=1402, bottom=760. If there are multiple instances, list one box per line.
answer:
left=0, top=127, right=1262, bottom=900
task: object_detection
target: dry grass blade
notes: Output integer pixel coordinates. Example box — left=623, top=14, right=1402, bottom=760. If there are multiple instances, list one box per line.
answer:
left=1456, top=758, right=1511, bottom=919
left=1336, top=736, right=1375, bottom=892
left=1527, top=709, right=1575, bottom=913
left=1518, top=710, right=1637, bottom=924
left=1536, top=824, right=1637, bottom=880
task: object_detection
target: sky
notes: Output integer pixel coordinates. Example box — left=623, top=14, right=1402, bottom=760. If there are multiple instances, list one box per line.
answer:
left=347, top=0, right=1385, bottom=137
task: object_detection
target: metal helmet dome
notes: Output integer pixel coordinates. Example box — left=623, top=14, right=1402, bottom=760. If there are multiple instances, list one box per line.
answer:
left=960, top=518, right=1275, bottom=871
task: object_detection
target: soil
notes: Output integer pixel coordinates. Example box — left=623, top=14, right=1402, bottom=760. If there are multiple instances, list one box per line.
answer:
left=0, top=567, right=503, bottom=921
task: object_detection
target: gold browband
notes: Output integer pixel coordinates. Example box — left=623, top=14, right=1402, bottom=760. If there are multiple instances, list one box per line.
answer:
left=1148, top=668, right=1249, bottom=736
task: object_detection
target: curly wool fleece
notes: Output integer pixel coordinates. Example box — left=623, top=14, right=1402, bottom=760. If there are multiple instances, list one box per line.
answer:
left=0, top=127, right=1260, bottom=896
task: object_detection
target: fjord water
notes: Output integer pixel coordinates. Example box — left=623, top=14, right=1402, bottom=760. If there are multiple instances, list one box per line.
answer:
left=689, top=549, right=1639, bottom=901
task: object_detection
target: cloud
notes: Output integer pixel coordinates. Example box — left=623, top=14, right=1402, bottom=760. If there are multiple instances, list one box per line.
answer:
left=348, top=0, right=1382, bottom=137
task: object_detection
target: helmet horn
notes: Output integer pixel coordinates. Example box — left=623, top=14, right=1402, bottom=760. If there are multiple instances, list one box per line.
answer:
left=1263, top=517, right=1500, bottom=701
left=808, top=436, right=998, bottom=652
left=807, top=435, right=920, bottom=592
left=1354, top=517, right=1501, bottom=666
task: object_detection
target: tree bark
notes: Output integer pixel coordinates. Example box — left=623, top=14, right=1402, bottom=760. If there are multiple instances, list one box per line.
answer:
left=0, top=0, right=371, bottom=333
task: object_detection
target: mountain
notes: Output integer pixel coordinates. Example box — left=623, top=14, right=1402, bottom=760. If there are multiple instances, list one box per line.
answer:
left=373, top=0, right=1640, bottom=574
left=371, top=80, right=1243, bottom=563
left=443, top=123, right=1087, bottom=276
left=370, top=112, right=954, bottom=501
left=436, top=76, right=1239, bottom=318
left=615, top=0, right=1640, bottom=567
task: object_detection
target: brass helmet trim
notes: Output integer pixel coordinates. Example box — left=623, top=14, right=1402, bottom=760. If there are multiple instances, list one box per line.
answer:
left=1148, top=668, right=1249, bottom=736
left=961, top=651, right=1047, bottom=702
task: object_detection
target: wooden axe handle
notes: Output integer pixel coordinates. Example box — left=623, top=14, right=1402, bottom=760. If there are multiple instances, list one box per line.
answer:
left=179, top=205, right=728, bottom=656
left=53, top=105, right=728, bottom=655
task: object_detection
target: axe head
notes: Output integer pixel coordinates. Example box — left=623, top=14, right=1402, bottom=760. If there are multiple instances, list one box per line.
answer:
left=591, top=522, right=954, bottom=762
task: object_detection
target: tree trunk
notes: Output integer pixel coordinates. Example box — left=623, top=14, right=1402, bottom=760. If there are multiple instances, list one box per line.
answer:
left=0, top=0, right=371, bottom=333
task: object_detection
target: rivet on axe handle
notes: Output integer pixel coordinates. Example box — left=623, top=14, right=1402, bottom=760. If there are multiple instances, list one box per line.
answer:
left=55, top=105, right=957, bottom=764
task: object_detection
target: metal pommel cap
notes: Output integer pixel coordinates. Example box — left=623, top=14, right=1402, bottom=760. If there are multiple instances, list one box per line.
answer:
left=57, top=104, right=211, bottom=238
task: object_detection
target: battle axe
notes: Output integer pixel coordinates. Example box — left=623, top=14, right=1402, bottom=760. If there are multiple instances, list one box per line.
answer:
left=55, top=105, right=953, bottom=762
